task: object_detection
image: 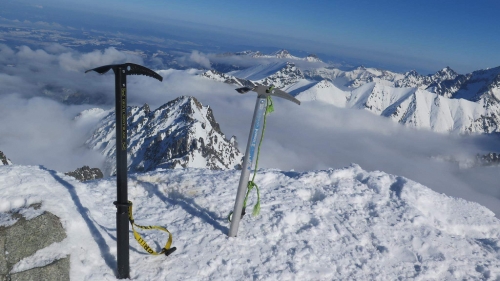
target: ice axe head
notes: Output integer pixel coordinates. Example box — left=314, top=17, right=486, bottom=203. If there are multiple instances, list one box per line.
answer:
left=235, top=84, right=300, bottom=105
left=85, top=63, right=163, bottom=82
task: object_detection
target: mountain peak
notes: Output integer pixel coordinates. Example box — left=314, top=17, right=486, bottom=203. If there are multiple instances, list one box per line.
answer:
left=435, top=66, right=458, bottom=79
left=86, top=96, right=243, bottom=174
left=272, top=49, right=293, bottom=59
left=305, top=54, right=322, bottom=63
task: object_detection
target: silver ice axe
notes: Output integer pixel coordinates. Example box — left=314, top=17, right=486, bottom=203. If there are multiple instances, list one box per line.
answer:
left=228, top=85, right=300, bottom=237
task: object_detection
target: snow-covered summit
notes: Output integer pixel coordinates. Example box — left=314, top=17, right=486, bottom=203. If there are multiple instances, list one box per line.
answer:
left=271, top=49, right=295, bottom=59
left=86, top=96, right=243, bottom=175
left=305, top=54, right=322, bottom=63
left=0, top=163, right=499, bottom=279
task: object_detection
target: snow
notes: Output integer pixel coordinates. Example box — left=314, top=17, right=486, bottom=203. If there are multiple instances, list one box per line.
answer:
left=1, top=164, right=499, bottom=280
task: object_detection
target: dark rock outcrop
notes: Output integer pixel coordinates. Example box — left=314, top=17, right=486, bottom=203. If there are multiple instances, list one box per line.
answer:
left=0, top=206, right=68, bottom=281
left=0, top=151, right=12, bottom=166
left=65, top=166, right=104, bottom=182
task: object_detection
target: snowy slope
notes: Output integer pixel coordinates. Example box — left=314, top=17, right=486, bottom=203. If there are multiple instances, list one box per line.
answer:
left=85, top=96, right=242, bottom=175
left=199, top=70, right=255, bottom=88
left=294, top=80, right=349, bottom=107
left=293, top=81, right=498, bottom=134
left=1, top=164, right=499, bottom=280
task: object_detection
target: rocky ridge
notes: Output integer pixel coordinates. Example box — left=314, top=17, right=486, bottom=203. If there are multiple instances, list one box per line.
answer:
left=85, top=96, right=243, bottom=175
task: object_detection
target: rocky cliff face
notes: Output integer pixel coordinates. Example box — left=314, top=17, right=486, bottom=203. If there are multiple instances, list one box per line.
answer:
left=86, top=96, right=243, bottom=175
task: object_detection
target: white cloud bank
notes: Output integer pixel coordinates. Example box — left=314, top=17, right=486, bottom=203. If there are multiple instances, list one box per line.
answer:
left=0, top=45, right=499, bottom=218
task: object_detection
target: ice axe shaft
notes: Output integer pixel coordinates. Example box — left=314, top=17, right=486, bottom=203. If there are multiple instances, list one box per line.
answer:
left=228, top=85, right=299, bottom=237
left=85, top=63, right=162, bottom=279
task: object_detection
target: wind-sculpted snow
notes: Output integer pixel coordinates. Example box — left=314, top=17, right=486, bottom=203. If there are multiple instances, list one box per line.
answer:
left=85, top=96, right=242, bottom=175
left=0, top=164, right=499, bottom=280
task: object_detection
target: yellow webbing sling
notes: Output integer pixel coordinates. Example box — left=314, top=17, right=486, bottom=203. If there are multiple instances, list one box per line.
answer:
left=128, top=201, right=176, bottom=256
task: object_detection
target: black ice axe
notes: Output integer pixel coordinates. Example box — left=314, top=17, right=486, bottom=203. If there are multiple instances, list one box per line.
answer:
left=85, top=63, right=173, bottom=279
left=228, top=85, right=300, bottom=237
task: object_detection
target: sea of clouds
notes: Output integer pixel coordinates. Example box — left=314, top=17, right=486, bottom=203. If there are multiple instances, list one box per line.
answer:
left=0, top=44, right=499, bottom=217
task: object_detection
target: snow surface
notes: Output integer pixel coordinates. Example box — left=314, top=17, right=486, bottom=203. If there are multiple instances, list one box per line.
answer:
left=1, top=164, right=499, bottom=280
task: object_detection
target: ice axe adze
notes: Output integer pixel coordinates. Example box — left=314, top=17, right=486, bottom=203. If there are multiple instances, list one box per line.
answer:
left=228, top=85, right=300, bottom=237
left=85, top=63, right=168, bottom=279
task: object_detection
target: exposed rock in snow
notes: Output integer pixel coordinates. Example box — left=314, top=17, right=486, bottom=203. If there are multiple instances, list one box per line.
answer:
left=64, top=166, right=103, bottom=182
left=0, top=151, right=12, bottom=165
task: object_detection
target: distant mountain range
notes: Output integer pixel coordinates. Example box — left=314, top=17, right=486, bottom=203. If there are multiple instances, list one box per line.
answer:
left=83, top=96, right=243, bottom=175
left=202, top=50, right=500, bottom=134
left=218, top=49, right=323, bottom=63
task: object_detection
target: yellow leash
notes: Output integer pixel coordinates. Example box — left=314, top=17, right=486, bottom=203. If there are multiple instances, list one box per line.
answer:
left=128, top=201, right=176, bottom=256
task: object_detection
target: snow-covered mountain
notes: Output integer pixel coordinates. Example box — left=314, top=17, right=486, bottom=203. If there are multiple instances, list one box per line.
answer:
left=392, top=66, right=500, bottom=103
left=1, top=163, right=499, bottom=280
left=395, top=67, right=459, bottom=91
left=294, top=81, right=500, bottom=133
left=219, top=49, right=324, bottom=63
left=200, top=70, right=255, bottom=88
left=201, top=52, right=500, bottom=134
left=202, top=61, right=305, bottom=90
left=84, top=96, right=243, bottom=175
left=0, top=150, right=12, bottom=165
left=304, top=66, right=405, bottom=89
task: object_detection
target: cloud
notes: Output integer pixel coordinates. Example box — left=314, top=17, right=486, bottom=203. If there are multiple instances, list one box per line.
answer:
left=188, top=51, right=211, bottom=69
left=0, top=94, right=105, bottom=172
left=0, top=45, right=499, bottom=219
left=174, top=50, right=211, bottom=69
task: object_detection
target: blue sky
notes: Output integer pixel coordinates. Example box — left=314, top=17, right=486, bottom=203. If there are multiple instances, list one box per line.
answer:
left=5, top=0, right=500, bottom=74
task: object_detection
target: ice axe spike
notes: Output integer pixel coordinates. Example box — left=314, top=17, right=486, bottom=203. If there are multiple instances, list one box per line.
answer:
left=228, top=85, right=299, bottom=238
left=85, top=63, right=162, bottom=279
